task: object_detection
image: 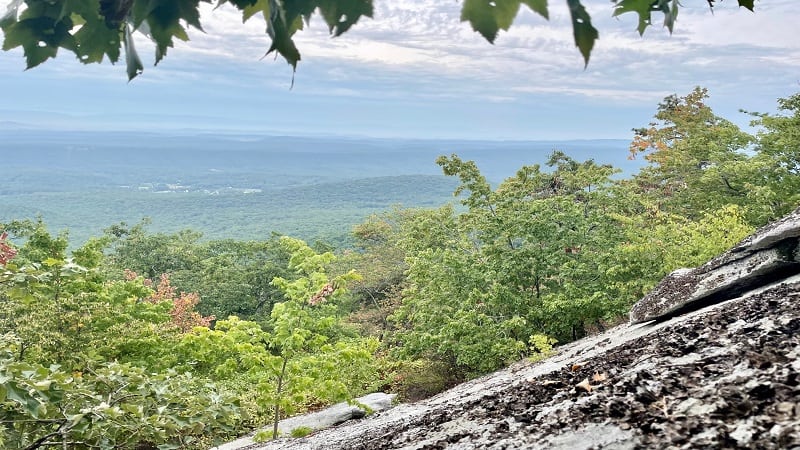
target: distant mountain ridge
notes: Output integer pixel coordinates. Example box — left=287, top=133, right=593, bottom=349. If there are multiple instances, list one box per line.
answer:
left=0, top=130, right=643, bottom=246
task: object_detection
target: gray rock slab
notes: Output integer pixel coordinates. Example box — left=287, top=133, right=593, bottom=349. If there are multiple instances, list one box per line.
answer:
left=278, top=392, right=396, bottom=436
left=542, top=422, right=638, bottom=450
left=629, top=206, right=800, bottom=324
left=630, top=246, right=800, bottom=323
left=212, top=393, right=396, bottom=450
left=731, top=205, right=800, bottom=253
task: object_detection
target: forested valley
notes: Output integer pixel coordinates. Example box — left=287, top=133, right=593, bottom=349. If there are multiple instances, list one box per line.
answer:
left=2, top=88, right=799, bottom=448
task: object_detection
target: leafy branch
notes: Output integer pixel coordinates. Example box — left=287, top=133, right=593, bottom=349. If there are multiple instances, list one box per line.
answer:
left=0, top=0, right=759, bottom=80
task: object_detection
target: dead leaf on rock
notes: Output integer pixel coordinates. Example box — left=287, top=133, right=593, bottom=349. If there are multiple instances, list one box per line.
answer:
left=576, top=378, right=592, bottom=392
left=592, top=372, right=608, bottom=382
left=571, top=363, right=583, bottom=372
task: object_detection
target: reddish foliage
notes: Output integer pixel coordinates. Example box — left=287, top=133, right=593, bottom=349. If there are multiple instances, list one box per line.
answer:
left=127, top=271, right=215, bottom=332
left=0, top=232, right=17, bottom=266
left=309, top=282, right=335, bottom=306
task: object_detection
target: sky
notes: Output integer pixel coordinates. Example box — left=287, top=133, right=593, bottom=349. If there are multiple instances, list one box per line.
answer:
left=0, top=0, right=798, bottom=140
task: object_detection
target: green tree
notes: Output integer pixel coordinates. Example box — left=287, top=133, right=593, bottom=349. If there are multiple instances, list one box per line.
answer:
left=175, top=237, right=377, bottom=440
left=391, top=152, right=624, bottom=377
left=172, top=238, right=294, bottom=323
left=0, top=220, right=188, bottom=371
left=0, top=222, right=246, bottom=448
left=746, top=92, right=800, bottom=222
left=630, top=88, right=800, bottom=226
left=1, top=0, right=758, bottom=80
left=105, top=224, right=296, bottom=324
left=334, top=206, right=462, bottom=339
left=104, top=221, right=202, bottom=280
left=629, top=87, right=759, bottom=222
left=263, top=236, right=371, bottom=438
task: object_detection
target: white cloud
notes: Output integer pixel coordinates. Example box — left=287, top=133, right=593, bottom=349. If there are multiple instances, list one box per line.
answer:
left=163, top=0, right=798, bottom=106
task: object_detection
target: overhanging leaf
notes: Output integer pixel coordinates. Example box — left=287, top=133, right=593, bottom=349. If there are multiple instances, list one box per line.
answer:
left=2, top=16, right=75, bottom=69
left=521, top=0, right=548, bottom=20
left=613, top=0, right=679, bottom=35
left=661, top=0, right=678, bottom=33
left=265, top=0, right=301, bottom=70
left=74, top=21, right=122, bottom=63
left=612, top=0, right=652, bottom=36
left=0, top=0, right=24, bottom=28
left=566, top=0, right=598, bottom=67
left=461, top=0, right=522, bottom=43
left=316, top=0, right=374, bottom=36
left=73, top=3, right=123, bottom=64
left=737, top=0, right=754, bottom=11
left=283, top=0, right=318, bottom=24
left=99, top=0, right=136, bottom=28
left=123, top=23, right=143, bottom=80
left=242, top=0, right=269, bottom=23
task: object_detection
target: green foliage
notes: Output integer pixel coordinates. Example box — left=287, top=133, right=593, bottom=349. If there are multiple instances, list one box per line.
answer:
left=391, top=152, right=625, bottom=377
left=0, top=334, right=242, bottom=449
left=290, top=425, right=314, bottom=438
left=0, top=224, right=247, bottom=448
left=0, top=220, right=181, bottom=371
left=264, top=237, right=373, bottom=437
left=0, top=0, right=758, bottom=78
left=528, top=333, right=556, bottom=361
left=174, top=238, right=378, bottom=439
left=333, top=207, right=453, bottom=338
left=105, top=223, right=296, bottom=323
left=379, top=358, right=455, bottom=403
left=566, top=0, right=598, bottom=66
left=746, top=92, right=800, bottom=222
left=252, top=428, right=278, bottom=442
left=105, top=220, right=202, bottom=280
left=385, top=92, right=796, bottom=381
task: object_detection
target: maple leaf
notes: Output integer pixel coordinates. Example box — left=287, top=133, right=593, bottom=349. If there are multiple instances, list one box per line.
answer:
left=566, top=0, right=598, bottom=67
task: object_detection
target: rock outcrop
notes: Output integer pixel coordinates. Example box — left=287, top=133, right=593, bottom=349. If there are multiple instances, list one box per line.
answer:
left=629, top=206, right=800, bottom=324
left=227, top=207, right=800, bottom=450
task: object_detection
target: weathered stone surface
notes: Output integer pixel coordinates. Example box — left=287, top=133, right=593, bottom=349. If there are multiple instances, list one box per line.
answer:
left=732, top=205, right=800, bottom=253
left=541, top=423, right=638, bottom=449
left=629, top=206, right=800, bottom=324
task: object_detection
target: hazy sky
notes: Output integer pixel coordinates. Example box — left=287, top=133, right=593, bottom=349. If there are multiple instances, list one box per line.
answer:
left=1, top=0, right=798, bottom=140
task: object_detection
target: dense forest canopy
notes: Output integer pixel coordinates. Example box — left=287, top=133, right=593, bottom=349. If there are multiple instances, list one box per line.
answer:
left=1, top=88, right=799, bottom=448
left=1, top=0, right=758, bottom=79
